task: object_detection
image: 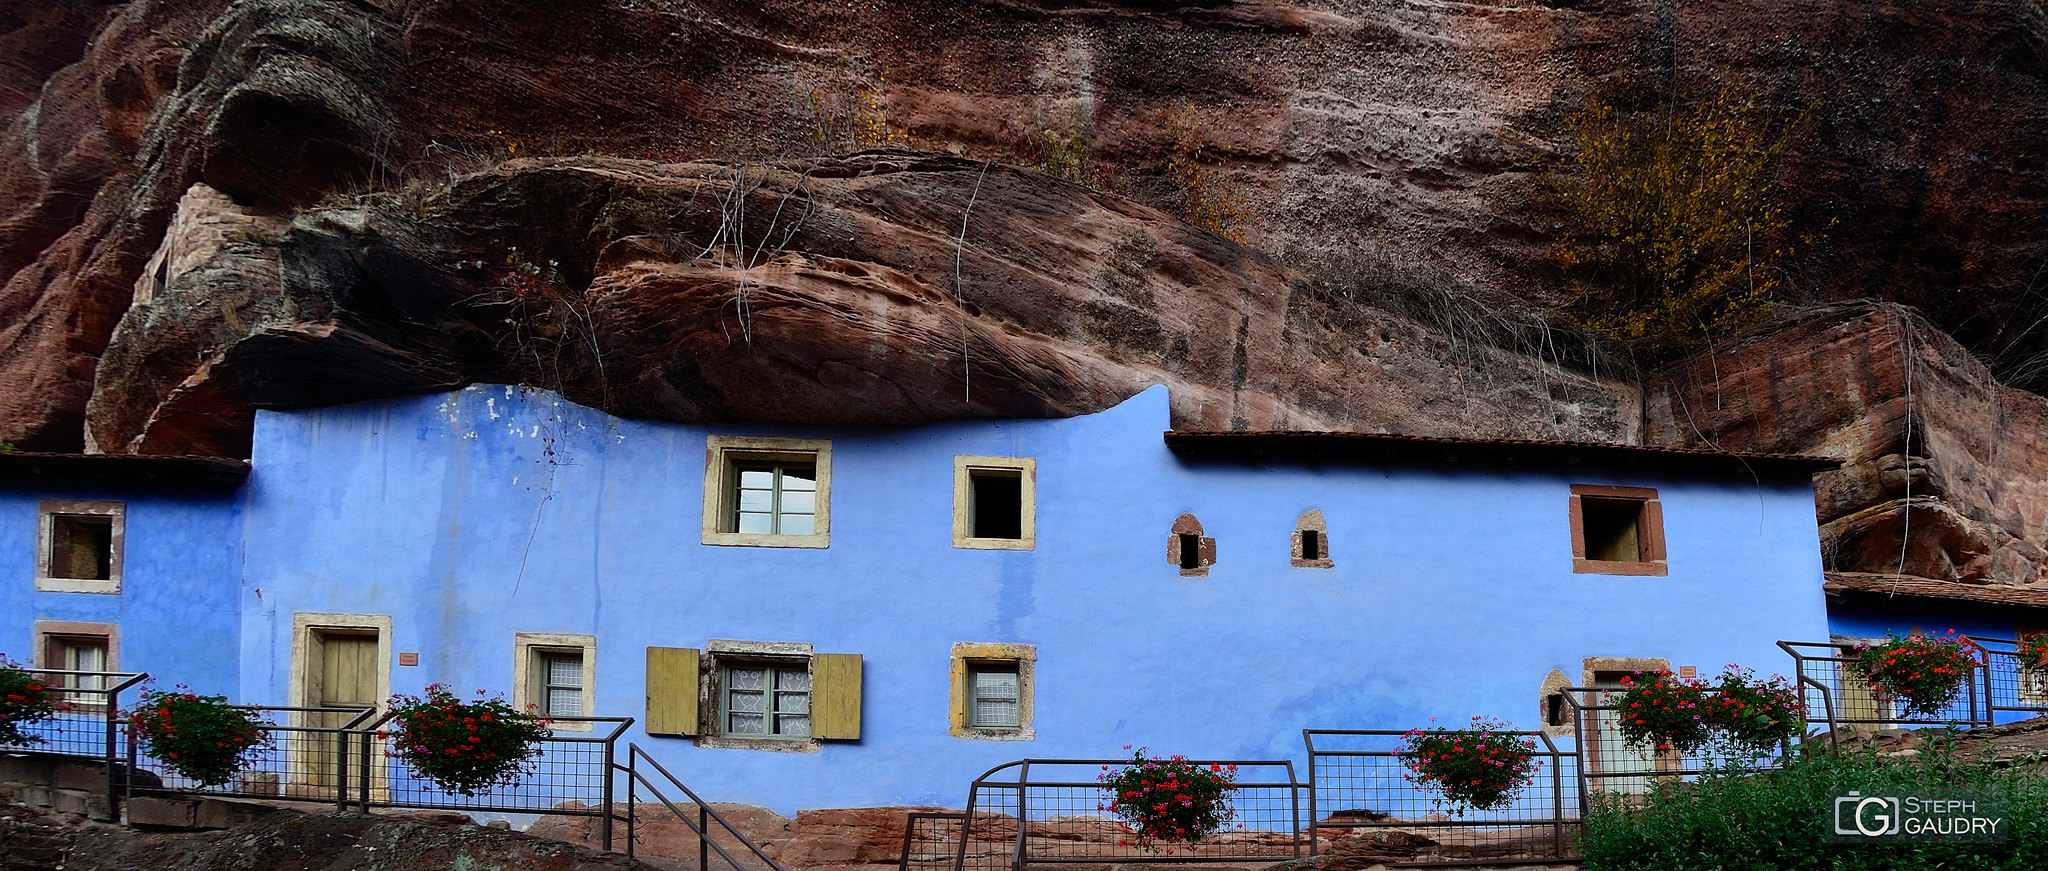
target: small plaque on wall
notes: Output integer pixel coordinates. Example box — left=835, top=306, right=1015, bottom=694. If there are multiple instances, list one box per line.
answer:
left=1678, top=665, right=1697, bottom=678
left=398, top=652, right=420, bottom=666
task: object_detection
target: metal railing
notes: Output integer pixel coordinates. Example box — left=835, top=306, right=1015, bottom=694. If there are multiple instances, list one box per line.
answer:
left=1, top=669, right=146, bottom=796
left=1303, top=729, right=1578, bottom=867
left=126, top=705, right=378, bottom=809
left=953, top=758, right=1305, bottom=871
left=1556, top=686, right=1799, bottom=813
left=900, top=811, right=972, bottom=871
left=616, top=743, right=787, bottom=871
left=1965, top=637, right=2048, bottom=722
left=1779, top=640, right=1992, bottom=734
left=346, top=713, right=630, bottom=829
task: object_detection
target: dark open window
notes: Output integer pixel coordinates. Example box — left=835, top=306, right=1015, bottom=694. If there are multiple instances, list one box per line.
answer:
left=1580, top=498, right=1643, bottom=562
left=1177, top=534, right=1201, bottom=569
left=50, top=515, right=114, bottom=580
left=969, top=471, right=1024, bottom=539
left=1301, top=529, right=1322, bottom=561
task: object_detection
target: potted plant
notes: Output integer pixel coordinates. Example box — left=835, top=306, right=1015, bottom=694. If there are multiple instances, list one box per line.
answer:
left=128, top=686, right=271, bottom=787
left=383, top=685, right=550, bottom=796
left=1096, top=746, right=1237, bottom=849
left=0, top=657, right=63, bottom=748
left=2018, top=632, right=2048, bottom=672
left=1397, top=716, right=1541, bottom=815
left=1847, top=630, right=1984, bottom=717
left=1614, top=670, right=1713, bottom=755
left=1702, top=666, right=1804, bottom=753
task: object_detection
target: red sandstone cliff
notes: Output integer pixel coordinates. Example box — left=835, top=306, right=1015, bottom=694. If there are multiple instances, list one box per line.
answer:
left=4, top=1, right=2048, bottom=598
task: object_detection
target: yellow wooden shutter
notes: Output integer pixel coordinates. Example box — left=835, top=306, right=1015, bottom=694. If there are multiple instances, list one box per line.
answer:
left=811, top=653, right=863, bottom=740
left=645, top=647, right=700, bottom=736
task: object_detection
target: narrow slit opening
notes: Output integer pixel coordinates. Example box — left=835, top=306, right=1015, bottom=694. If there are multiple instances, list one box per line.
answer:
left=1301, top=529, right=1321, bottom=561
left=1177, top=534, right=1200, bottom=570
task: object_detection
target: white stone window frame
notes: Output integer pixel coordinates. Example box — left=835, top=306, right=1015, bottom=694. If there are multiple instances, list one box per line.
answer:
left=513, top=632, right=597, bottom=732
left=696, top=640, right=821, bottom=753
left=35, top=500, right=125, bottom=594
left=953, top=456, right=1037, bottom=551
left=701, top=436, right=833, bottom=549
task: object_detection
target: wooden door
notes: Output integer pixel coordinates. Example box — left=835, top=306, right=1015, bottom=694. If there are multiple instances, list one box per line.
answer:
left=303, top=630, right=380, bottom=790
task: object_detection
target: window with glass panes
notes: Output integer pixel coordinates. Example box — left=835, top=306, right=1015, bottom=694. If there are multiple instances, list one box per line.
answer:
left=52, top=636, right=109, bottom=703
left=537, top=651, right=584, bottom=717
left=724, top=663, right=811, bottom=737
left=968, top=664, right=1021, bottom=728
left=733, top=463, right=817, bottom=535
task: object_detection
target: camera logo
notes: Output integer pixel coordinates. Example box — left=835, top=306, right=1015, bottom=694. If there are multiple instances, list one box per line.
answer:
left=1834, top=792, right=1902, bottom=837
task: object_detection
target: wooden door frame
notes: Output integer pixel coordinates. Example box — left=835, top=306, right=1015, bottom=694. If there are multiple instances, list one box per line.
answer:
left=288, top=613, right=392, bottom=796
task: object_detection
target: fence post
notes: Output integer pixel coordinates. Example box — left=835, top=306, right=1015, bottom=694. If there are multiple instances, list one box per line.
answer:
left=1286, top=760, right=1302, bottom=858
left=1302, top=732, right=1318, bottom=857
left=1549, top=745, right=1566, bottom=859
left=1011, top=763, right=1031, bottom=871
left=601, top=733, right=616, bottom=851
left=952, top=778, right=980, bottom=871
left=699, top=803, right=709, bottom=871
left=336, top=720, right=351, bottom=813
left=626, top=747, right=639, bottom=860
left=103, top=685, right=119, bottom=801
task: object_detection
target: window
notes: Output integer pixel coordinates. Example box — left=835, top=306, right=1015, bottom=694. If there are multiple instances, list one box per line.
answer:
left=953, top=456, right=1036, bottom=550
left=949, top=642, right=1035, bottom=740
left=702, top=437, right=832, bottom=548
left=36, top=500, right=124, bottom=593
left=724, top=663, right=811, bottom=738
left=1291, top=509, right=1333, bottom=568
left=642, top=641, right=863, bottom=749
left=34, top=621, right=118, bottom=709
left=1568, top=485, right=1667, bottom=576
left=513, top=633, right=595, bottom=730
left=1168, top=513, right=1215, bottom=577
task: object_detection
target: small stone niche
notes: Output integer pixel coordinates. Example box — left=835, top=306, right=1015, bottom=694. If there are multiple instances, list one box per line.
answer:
left=1290, top=509, right=1333, bottom=568
left=1168, top=513, right=1216, bottom=577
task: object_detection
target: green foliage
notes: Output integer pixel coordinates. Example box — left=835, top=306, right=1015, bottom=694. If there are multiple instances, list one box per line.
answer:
left=1581, top=734, right=2048, bottom=870
left=1097, top=747, right=1238, bottom=850
left=384, top=684, right=550, bottom=796
left=0, top=657, right=63, bottom=747
left=129, top=687, right=271, bottom=787
left=1703, top=667, right=1806, bottom=753
left=1550, top=89, right=1812, bottom=361
left=1848, top=631, right=1984, bottom=717
left=1397, top=715, right=1541, bottom=815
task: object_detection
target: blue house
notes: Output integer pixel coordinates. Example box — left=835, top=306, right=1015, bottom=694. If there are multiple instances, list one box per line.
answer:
left=1, top=452, right=246, bottom=697
left=6, top=383, right=1848, bottom=813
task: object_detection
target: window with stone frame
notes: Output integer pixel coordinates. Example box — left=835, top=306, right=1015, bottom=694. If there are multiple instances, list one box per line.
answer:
left=701, top=437, right=832, bottom=548
left=36, top=501, right=125, bottom=594
left=1568, top=485, right=1667, bottom=576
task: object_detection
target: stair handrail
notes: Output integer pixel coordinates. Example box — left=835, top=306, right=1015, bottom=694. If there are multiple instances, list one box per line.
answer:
left=615, top=742, right=788, bottom=871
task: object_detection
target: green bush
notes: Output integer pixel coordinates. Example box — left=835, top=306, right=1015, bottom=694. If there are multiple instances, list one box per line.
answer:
left=1581, top=733, right=2048, bottom=869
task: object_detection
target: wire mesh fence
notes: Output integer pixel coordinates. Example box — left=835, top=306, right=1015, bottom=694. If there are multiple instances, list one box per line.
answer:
left=351, top=714, right=629, bottom=823
left=899, top=812, right=971, bottom=871
left=0, top=669, right=143, bottom=761
left=1303, top=730, right=1578, bottom=867
left=1969, top=638, right=2048, bottom=722
left=1779, top=640, right=1990, bottom=731
left=958, top=759, right=1305, bottom=870
left=1556, top=687, right=1798, bottom=807
left=126, top=705, right=377, bottom=807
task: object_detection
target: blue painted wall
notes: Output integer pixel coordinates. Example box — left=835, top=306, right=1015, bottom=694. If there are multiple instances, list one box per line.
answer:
left=0, top=481, right=243, bottom=695
left=235, top=384, right=1833, bottom=814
